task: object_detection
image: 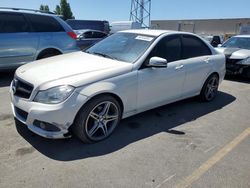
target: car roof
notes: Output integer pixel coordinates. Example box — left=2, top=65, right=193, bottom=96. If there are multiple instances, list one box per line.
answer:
left=0, top=8, right=56, bottom=17
left=120, top=29, right=191, bottom=37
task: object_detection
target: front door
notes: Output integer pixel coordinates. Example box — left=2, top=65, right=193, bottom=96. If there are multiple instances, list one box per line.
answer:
left=137, top=35, right=186, bottom=110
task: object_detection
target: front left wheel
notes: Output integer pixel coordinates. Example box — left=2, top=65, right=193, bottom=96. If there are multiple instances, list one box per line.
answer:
left=72, top=95, right=122, bottom=143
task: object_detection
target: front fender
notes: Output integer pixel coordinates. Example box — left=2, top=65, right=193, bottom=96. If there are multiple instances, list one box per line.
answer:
left=77, top=82, right=117, bottom=98
left=76, top=71, right=138, bottom=118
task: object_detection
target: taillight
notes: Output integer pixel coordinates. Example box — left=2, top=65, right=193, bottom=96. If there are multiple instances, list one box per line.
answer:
left=67, top=31, right=77, bottom=39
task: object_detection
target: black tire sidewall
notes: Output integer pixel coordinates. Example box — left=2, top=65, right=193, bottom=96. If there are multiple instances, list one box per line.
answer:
left=73, top=95, right=122, bottom=143
left=200, top=74, right=219, bottom=102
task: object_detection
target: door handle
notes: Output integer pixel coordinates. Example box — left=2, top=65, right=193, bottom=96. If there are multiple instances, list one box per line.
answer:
left=175, top=64, right=184, bottom=70
left=204, top=58, right=210, bottom=63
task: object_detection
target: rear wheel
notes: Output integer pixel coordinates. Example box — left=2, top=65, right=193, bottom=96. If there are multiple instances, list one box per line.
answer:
left=200, top=74, right=219, bottom=102
left=72, top=95, right=122, bottom=143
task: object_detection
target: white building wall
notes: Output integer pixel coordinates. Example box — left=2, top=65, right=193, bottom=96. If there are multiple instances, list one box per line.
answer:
left=151, top=18, right=250, bottom=35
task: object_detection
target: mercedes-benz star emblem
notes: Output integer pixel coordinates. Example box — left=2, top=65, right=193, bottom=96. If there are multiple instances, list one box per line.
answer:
left=12, top=79, right=18, bottom=94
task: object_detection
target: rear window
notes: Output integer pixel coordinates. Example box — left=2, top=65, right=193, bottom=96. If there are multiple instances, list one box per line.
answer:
left=0, top=13, right=29, bottom=33
left=66, top=20, right=106, bottom=31
left=182, top=35, right=212, bottom=59
left=26, top=14, right=64, bottom=32
left=92, top=32, right=107, bottom=38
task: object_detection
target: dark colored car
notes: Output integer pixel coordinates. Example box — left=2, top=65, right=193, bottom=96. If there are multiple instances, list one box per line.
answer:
left=66, top=19, right=110, bottom=34
left=75, top=29, right=107, bottom=50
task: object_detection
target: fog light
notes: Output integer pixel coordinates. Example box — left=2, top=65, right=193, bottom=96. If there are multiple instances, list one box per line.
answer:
left=33, top=120, right=61, bottom=132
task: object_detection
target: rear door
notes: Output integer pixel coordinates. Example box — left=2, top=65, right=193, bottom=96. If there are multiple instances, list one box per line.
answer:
left=25, top=14, right=67, bottom=53
left=0, top=12, right=39, bottom=69
left=181, top=34, right=213, bottom=96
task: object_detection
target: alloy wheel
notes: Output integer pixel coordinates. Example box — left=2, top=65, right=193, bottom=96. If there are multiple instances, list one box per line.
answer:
left=204, top=76, right=219, bottom=101
left=85, top=101, right=119, bottom=141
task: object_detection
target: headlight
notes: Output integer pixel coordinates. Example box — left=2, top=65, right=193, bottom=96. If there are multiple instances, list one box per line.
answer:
left=238, top=57, right=250, bottom=65
left=34, top=85, right=74, bottom=104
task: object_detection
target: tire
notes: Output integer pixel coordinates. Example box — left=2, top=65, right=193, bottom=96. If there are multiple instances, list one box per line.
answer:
left=200, top=74, right=219, bottom=102
left=72, top=95, right=122, bottom=143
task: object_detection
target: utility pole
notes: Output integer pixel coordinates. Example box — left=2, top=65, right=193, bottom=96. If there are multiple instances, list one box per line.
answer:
left=130, top=0, right=151, bottom=28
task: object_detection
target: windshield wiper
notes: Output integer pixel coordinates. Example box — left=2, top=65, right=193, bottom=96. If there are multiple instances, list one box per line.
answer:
left=91, top=52, right=117, bottom=60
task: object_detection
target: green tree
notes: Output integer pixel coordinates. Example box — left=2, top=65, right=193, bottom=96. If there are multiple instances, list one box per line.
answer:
left=55, top=0, right=74, bottom=20
left=54, top=5, right=61, bottom=15
left=39, top=4, right=50, bottom=13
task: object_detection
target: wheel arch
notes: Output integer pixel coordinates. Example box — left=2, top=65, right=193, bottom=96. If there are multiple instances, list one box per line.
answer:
left=86, top=92, right=124, bottom=114
left=36, top=48, right=63, bottom=60
left=200, top=72, right=220, bottom=94
left=73, top=90, right=125, bottom=123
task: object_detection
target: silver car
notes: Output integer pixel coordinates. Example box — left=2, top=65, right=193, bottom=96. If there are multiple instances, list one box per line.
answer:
left=11, top=30, right=225, bottom=143
left=216, top=35, right=250, bottom=78
left=0, top=8, right=79, bottom=70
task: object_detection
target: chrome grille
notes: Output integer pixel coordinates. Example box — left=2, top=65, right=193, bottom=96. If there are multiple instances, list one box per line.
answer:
left=13, top=79, right=33, bottom=99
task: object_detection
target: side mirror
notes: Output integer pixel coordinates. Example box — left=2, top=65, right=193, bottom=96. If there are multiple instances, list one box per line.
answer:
left=147, top=57, right=168, bottom=68
left=217, top=44, right=222, bottom=47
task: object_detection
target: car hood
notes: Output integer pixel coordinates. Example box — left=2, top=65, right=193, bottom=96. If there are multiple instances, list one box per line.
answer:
left=215, top=47, right=250, bottom=59
left=16, top=51, right=133, bottom=89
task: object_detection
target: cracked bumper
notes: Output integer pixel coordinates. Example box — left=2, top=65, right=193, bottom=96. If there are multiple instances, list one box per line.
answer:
left=10, top=89, right=88, bottom=139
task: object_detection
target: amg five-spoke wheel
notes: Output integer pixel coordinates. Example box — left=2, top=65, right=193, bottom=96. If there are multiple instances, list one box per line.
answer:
left=86, top=101, right=119, bottom=141
left=72, top=95, right=122, bottom=143
left=200, top=74, right=219, bottom=102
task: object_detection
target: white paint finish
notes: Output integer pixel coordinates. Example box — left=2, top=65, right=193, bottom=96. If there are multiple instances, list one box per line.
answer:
left=16, top=51, right=133, bottom=89
left=137, top=61, right=185, bottom=110
left=10, top=30, right=225, bottom=139
left=230, top=49, right=250, bottom=59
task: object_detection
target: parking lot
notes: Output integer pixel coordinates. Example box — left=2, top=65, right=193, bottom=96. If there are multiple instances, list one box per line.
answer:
left=0, top=72, right=249, bottom=188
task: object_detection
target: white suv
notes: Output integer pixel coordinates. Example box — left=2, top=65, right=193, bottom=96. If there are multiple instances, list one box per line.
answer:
left=11, top=30, right=225, bottom=143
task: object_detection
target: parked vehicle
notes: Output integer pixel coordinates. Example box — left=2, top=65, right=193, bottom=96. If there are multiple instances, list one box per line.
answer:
left=203, top=35, right=223, bottom=47
left=66, top=19, right=110, bottom=34
left=75, top=29, right=107, bottom=50
left=216, top=35, right=250, bottom=77
left=11, top=30, right=225, bottom=143
left=110, top=21, right=141, bottom=34
left=0, top=7, right=79, bottom=70
left=240, top=25, right=250, bottom=35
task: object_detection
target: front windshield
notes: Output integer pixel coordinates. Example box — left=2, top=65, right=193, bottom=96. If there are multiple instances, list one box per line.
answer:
left=86, top=32, right=155, bottom=63
left=222, top=37, right=250, bottom=50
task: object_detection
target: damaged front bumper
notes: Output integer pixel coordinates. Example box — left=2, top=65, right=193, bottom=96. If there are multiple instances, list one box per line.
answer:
left=226, top=58, right=250, bottom=76
left=10, top=85, right=88, bottom=139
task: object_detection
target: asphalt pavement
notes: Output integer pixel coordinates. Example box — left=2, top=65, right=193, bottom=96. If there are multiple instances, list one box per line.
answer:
left=0, top=72, right=249, bottom=188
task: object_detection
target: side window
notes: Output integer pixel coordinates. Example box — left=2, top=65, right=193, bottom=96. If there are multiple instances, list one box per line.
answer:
left=0, top=14, right=4, bottom=33
left=84, top=31, right=93, bottom=38
left=26, top=14, right=64, bottom=32
left=148, top=35, right=182, bottom=63
left=92, top=32, right=107, bottom=38
left=182, top=35, right=212, bottom=59
left=0, top=13, right=29, bottom=33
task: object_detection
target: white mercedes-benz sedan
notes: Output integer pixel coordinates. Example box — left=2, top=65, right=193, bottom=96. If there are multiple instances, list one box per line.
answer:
left=10, top=29, right=225, bottom=143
